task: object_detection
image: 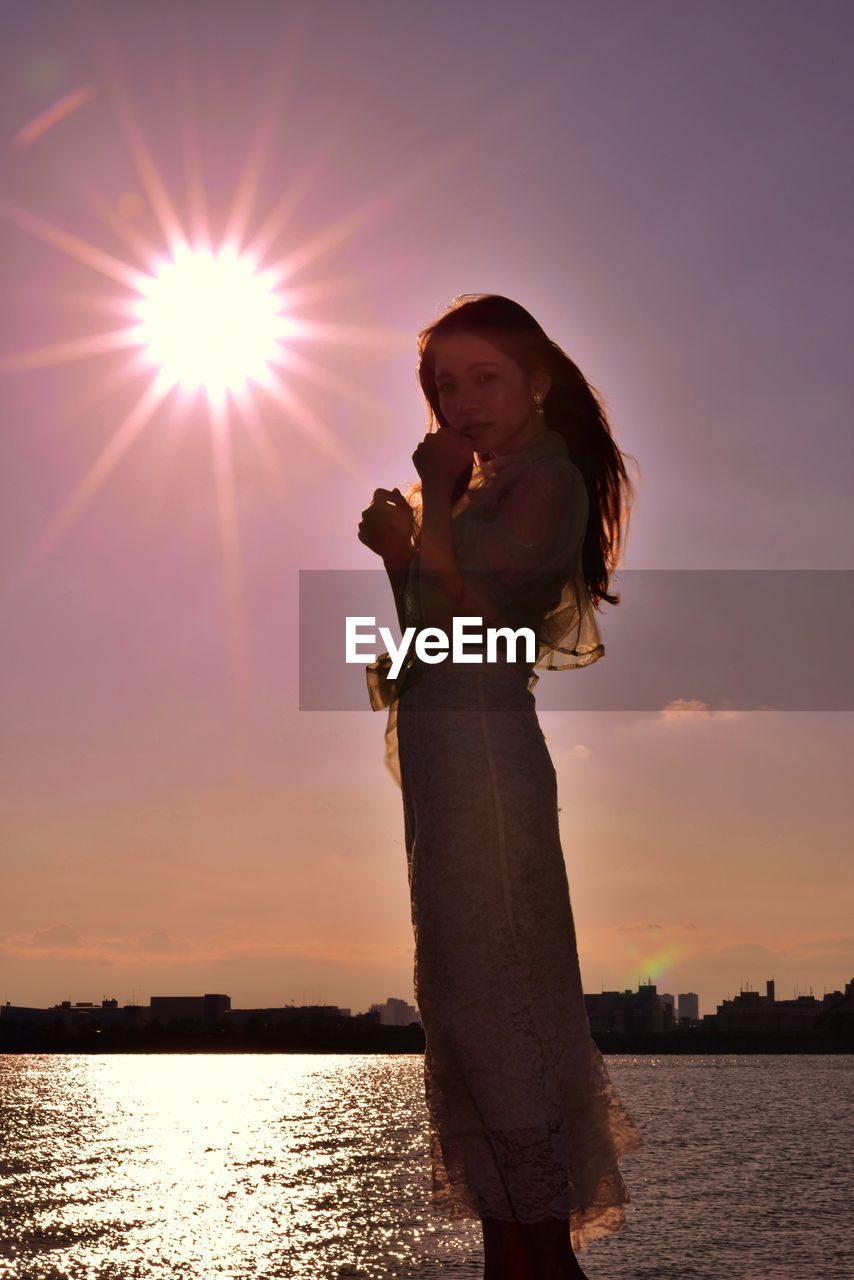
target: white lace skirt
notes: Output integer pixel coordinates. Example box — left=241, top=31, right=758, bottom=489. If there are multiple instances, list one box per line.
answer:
left=395, top=655, right=644, bottom=1252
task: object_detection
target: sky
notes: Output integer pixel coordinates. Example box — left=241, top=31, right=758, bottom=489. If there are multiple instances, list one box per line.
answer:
left=1, top=0, right=852, bottom=1020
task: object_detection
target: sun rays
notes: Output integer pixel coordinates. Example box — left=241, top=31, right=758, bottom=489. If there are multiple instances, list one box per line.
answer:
left=0, top=78, right=423, bottom=745
left=0, top=81, right=412, bottom=624
left=1, top=55, right=553, bottom=725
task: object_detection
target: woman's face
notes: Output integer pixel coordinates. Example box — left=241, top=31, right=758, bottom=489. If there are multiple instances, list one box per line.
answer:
left=430, top=332, right=548, bottom=459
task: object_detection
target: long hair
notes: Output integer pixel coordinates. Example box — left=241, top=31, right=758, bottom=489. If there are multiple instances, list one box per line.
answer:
left=411, top=293, right=638, bottom=609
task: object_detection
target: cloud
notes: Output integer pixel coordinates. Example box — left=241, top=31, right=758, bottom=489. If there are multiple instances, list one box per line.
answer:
left=786, top=934, right=854, bottom=956
left=616, top=922, right=663, bottom=933
left=659, top=699, right=744, bottom=723
left=709, top=941, right=779, bottom=962
left=28, top=925, right=82, bottom=950
left=137, top=931, right=195, bottom=954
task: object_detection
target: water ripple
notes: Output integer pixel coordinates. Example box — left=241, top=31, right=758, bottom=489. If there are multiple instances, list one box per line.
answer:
left=0, top=1053, right=850, bottom=1279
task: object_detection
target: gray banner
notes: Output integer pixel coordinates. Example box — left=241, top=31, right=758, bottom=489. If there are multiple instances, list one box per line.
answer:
left=299, top=569, right=854, bottom=711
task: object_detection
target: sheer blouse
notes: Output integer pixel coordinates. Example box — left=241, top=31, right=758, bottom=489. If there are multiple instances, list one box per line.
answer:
left=366, top=427, right=604, bottom=786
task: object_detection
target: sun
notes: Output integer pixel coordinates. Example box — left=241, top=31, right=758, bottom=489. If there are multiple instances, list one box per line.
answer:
left=134, top=244, right=291, bottom=400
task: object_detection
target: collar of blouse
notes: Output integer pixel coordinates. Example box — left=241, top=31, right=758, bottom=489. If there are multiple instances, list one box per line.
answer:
left=474, top=426, right=568, bottom=477
left=454, top=426, right=571, bottom=516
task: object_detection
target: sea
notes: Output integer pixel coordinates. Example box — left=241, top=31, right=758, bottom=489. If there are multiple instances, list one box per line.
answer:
left=0, top=1053, right=851, bottom=1280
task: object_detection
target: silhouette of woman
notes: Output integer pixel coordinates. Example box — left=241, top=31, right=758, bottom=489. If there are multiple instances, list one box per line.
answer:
left=358, top=295, right=644, bottom=1280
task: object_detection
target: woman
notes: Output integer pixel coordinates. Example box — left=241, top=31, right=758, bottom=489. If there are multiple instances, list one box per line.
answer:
left=358, top=295, right=644, bottom=1280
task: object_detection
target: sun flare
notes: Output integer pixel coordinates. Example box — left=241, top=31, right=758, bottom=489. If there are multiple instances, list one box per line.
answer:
left=0, top=65, right=467, bottom=685
left=0, top=87, right=408, bottom=610
left=134, top=245, right=291, bottom=399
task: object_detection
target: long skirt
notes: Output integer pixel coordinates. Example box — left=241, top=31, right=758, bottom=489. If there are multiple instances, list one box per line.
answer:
left=395, top=655, right=644, bottom=1252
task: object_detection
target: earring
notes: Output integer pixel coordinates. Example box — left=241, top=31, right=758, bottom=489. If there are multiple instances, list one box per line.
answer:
left=533, top=393, right=545, bottom=418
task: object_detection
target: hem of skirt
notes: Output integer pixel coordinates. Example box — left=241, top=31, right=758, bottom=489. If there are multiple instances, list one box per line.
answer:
left=428, top=1157, right=642, bottom=1253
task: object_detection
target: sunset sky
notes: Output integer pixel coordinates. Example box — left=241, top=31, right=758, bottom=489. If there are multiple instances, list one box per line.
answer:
left=1, top=1, right=852, bottom=1020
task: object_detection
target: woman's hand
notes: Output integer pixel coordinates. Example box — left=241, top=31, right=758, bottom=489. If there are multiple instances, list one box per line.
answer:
left=412, top=427, right=474, bottom=497
left=358, top=488, right=415, bottom=562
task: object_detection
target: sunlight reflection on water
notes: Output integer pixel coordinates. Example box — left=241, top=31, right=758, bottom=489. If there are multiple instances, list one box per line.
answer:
left=0, top=1054, right=485, bottom=1279
left=0, top=1053, right=851, bottom=1279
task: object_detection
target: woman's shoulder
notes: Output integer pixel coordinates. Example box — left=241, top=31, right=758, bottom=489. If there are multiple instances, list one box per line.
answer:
left=452, top=458, right=585, bottom=555
left=487, top=451, right=583, bottom=511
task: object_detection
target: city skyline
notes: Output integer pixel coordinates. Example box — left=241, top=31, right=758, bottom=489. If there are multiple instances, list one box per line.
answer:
left=6, top=970, right=854, bottom=1025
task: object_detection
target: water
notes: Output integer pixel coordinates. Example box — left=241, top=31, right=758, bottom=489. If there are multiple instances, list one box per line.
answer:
left=0, top=1053, right=851, bottom=1279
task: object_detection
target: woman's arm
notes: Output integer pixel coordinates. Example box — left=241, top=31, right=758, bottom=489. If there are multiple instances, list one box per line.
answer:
left=417, top=484, right=497, bottom=634
left=358, top=486, right=417, bottom=633
left=382, top=550, right=414, bottom=634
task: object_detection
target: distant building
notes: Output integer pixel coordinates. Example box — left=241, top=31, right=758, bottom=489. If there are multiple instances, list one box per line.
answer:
left=227, top=1003, right=354, bottom=1029
left=370, top=997, right=422, bottom=1027
left=149, top=994, right=231, bottom=1024
left=677, top=992, right=700, bottom=1024
left=712, top=978, right=842, bottom=1032
left=0, top=1002, right=61, bottom=1026
left=814, top=977, right=854, bottom=1032
left=585, top=981, right=670, bottom=1035
left=1, top=998, right=148, bottom=1030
